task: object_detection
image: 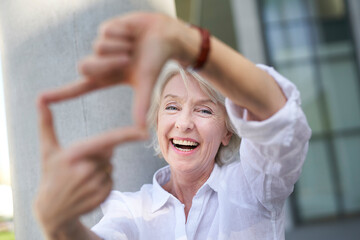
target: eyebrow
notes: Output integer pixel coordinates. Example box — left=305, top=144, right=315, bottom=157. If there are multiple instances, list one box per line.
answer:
left=163, top=94, right=179, bottom=100
left=163, top=94, right=215, bottom=105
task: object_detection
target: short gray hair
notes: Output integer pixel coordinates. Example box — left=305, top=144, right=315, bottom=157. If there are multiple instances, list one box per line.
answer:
left=147, top=61, right=240, bottom=166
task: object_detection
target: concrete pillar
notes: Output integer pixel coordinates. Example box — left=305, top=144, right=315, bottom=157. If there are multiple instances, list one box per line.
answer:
left=0, top=1, right=175, bottom=239
left=230, top=0, right=266, bottom=63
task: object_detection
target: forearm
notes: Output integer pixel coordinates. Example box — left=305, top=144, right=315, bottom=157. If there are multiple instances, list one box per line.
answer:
left=175, top=23, right=286, bottom=120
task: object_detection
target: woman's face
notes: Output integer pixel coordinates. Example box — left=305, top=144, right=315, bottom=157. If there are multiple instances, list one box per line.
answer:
left=157, top=74, right=232, bottom=174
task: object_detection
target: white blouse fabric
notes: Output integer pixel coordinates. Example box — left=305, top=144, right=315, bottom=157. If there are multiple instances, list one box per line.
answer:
left=91, top=65, right=312, bottom=240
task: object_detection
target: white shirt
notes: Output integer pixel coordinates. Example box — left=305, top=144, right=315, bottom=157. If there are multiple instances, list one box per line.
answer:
left=92, top=65, right=312, bottom=240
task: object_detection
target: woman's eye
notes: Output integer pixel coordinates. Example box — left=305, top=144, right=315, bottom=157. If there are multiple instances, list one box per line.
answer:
left=199, top=109, right=212, bottom=115
left=165, top=106, right=178, bottom=111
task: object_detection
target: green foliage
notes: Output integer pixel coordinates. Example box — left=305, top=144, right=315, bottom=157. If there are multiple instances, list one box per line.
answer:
left=0, top=231, right=15, bottom=240
left=0, top=217, right=11, bottom=222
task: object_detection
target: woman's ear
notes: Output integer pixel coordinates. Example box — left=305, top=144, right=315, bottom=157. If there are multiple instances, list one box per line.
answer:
left=221, top=130, right=233, bottom=146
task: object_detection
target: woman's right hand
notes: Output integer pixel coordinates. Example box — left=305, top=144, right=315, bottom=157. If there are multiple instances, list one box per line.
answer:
left=39, top=12, right=200, bottom=127
left=34, top=95, right=148, bottom=238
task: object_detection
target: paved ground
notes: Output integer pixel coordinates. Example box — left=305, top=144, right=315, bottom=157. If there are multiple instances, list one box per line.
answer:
left=286, top=217, right=360, bottom=240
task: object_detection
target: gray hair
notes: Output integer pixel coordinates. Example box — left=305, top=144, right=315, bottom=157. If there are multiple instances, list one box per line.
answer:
left=147, top=61, right=240, bottom=166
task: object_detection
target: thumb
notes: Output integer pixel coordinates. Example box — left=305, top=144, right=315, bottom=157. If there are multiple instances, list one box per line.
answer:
left=67, top=126, right=149, bottom=161
left=37, top=94, right=59, bottom=159
left=133, top=82, right=153, bottom=128
left=132, top=41, right=168, bottom=128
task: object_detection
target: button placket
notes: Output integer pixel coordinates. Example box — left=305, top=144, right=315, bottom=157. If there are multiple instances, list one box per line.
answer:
left=185, top=187, right=209, bottom=240
left=173, top=198, right=187, bottom=240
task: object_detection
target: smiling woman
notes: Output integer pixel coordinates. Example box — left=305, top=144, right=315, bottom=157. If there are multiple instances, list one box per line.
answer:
left=30, top=11, right=312, bottom=239
left=147, top=61, right=240, bottom=166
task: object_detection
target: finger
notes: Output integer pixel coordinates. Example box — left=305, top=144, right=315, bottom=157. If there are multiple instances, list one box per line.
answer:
left=99, top=19, right=134, bottom=40
left=133, top=43, right=167, bottom=127
left=67, top=126, right=149, bottom=162
left=86, top=153, right=113, bottom=173
left=87, top=149, right=113, bottom=165
left=79, top=55, right=130, bottom=79
left=37, top=95, right=59, bottom=158
left=111, top=12, right=154, bottom=37
left=66, top=171, right=113, bottom=218
left=133, top=85, right=152, bottom=128
left=40, top=79, right=98, bottom=103
left=94, top=38, right=132, bottom=56
left=101, top=163, right=113, bottom=177
left=71, top=174, right=113, bottom=216
left=67, top=163, right=111, bottom=204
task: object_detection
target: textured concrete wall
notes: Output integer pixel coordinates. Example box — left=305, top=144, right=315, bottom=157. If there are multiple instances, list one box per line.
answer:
left=0, top=1, right=175, bottom=239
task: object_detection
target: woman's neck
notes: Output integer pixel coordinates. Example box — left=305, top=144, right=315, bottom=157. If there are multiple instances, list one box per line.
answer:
left=162, top=164, right=214, bottom=220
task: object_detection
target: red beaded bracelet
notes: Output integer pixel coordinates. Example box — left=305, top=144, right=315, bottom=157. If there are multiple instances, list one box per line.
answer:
left=191, top=25, right=211, bottom=70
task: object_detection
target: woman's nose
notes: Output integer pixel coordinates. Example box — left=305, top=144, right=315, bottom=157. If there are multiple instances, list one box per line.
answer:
left=175, top=110, right=194, bottom=131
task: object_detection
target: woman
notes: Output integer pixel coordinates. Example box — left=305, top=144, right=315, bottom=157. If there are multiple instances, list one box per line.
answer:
left=34, top=12, right=311, bottom=239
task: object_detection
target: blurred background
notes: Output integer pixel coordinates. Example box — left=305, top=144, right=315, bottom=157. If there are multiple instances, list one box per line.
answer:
left=0, top=0, right=359, bottom=239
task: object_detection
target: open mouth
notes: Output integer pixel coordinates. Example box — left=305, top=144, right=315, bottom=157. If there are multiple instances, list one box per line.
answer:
left=171, top=139, right=199, bottom=152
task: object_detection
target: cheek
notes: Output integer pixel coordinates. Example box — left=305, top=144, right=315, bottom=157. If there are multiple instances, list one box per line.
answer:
left=156, top=124, right=169, bottom=155
left=157, top=115, right=173, bottom=140
left=209, top=120, right=229, bottom=145
left=199, top=119, right=225, bottom=142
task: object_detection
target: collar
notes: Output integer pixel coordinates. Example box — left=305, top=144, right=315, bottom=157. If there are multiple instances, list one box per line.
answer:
left=204, top=163, right=221, bottom=193
left=151, top=165, right=172, bottom=213
left=151, top=163, right=222, bottom=213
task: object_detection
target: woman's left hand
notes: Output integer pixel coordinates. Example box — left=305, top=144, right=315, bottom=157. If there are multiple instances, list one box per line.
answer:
left=34, top=96, right=148, bottom=238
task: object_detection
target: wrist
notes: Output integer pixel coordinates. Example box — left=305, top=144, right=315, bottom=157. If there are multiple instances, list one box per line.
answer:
left=189, top=25, right=210, bottom=69
left=43, top=219, right=82, bottom=240
left=34, top=195, right=78, bottom=240
left=173, top=21, right=202, bottom=67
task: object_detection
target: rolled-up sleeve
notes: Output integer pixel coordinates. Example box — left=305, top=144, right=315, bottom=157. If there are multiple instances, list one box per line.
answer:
left=225, top=64, right=312, bottom=214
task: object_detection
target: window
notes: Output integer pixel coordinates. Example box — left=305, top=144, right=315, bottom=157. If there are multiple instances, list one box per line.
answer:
left=259, top=0, right=360, bottom=223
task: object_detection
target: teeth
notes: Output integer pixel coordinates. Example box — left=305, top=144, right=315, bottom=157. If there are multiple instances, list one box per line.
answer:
left=172, top=139, right=199, bottom=146
left=174, top=146, right=192, bottom=152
